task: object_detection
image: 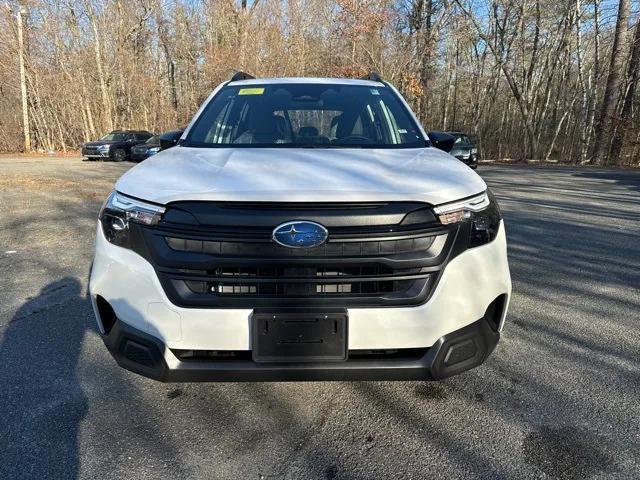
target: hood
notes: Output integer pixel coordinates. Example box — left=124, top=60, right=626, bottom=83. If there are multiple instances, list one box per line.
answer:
left=115, top=146, right=486, bottom=206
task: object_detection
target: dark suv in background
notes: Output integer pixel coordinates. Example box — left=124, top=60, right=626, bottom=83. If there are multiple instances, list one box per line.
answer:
left=130, top=130, right=183, bottom=162
left=448, top=132, right=478, bottom=169
left=82, top=130, right=153, bottom=162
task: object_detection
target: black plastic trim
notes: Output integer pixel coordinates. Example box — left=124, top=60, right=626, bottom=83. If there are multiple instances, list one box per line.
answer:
left=101, top=308, right=501, bottom=382
left=160, top=201, right=438, bottom=228
left=230, top=71, right=255, bottom=81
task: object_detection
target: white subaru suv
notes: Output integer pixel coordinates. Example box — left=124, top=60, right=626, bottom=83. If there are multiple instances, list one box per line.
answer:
left=90, top=73, right=511, bottom=382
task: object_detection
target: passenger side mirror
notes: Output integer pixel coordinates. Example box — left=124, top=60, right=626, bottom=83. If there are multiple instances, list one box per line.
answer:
left=427, top=131, right=455, bottom=153
left=159, top=130, right=183, bottom=150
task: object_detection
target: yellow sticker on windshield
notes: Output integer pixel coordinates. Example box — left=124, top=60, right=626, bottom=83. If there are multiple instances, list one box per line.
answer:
left=238, top=87, right=265, bottom=95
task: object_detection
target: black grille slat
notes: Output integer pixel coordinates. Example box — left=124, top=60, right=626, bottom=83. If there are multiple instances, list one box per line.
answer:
left=182, top=278, right=419, bottom=298
left=165, top=235, right=437, bottom=257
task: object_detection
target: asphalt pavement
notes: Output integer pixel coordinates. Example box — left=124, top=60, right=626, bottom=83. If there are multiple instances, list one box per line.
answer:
left=0, top=157, right=638, bottom=479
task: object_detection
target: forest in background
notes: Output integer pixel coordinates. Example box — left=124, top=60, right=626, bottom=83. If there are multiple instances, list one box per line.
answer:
left=1, top=0, right=639, bottom=165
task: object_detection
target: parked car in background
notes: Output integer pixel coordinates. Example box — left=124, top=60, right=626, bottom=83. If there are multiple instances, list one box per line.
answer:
left=82, top=130, right=154, bottom=162
left=447, top=132, right=478, bottom=169
left=130, top=130, right=183, bottom=162
left=130, top=135, right=160, bottom=162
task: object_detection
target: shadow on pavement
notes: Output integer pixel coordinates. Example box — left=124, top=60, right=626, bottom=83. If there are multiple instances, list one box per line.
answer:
left=0, top=278, right=88, bottom=479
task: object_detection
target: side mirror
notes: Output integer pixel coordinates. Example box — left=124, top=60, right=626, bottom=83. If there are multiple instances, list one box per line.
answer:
left=159, top=130, right=183, bottom=150
left=427, top=131, right=455, bottom=153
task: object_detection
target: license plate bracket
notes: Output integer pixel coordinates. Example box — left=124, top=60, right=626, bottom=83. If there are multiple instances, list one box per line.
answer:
left=252, top=310, right=348, bottom=363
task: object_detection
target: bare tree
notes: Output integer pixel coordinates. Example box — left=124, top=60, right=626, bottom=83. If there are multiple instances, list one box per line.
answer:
left=16, top=3, right=30, bottom=152
left=609, top=17, right=640, bottom=164
left=592, top=0, right=631, bottom=165
left=0, top=0, right=638, bottom=166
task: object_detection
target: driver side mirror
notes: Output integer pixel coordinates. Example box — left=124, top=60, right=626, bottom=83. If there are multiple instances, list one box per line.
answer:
left=427, top=131, right=455, bottom=153
left=159, top=130, right=184, bottom=150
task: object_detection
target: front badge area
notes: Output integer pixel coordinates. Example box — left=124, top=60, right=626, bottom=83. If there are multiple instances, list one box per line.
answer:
left=272, top=221, right=328, bottom=248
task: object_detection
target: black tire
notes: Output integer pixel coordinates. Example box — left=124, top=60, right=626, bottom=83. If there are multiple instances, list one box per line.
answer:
left=113, top=148, right=127, bottom=162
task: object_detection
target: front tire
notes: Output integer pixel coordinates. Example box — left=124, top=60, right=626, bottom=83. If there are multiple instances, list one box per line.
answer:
left=113, top=148, right=127, bottom=162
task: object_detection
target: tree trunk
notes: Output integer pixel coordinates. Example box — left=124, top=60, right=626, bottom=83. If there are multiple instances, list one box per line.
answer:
left=17, top=4, right=31, bottom=152
left=84, top=0, right=113, bottom=132
left=592, top=0, right=630, bottom=165
left=608, top=18, right=640, bottom=165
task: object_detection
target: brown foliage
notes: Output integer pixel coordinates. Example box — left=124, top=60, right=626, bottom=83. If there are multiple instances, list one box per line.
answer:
left=1, top=0, right=639, bottom=165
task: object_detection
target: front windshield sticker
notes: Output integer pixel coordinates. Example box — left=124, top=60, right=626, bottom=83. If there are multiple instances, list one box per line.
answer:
left=238, top=87, right=265, bottom=95
left=370, top=89, right=380, bottom=95
left=398, top=129, right=407, bottom=134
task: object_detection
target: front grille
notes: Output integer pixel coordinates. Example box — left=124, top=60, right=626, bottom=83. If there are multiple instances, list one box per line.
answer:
left=179, top=264, right=427, bottom=297
left=131, top=201, right=460, bottom=308
left=165, top=235, right=436, bottom=257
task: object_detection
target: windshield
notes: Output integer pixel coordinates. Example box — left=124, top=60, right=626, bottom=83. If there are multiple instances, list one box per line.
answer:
left=145, top=135, right=160, bottom=145
left=183, top=83, right=425, bottom=148
left=453, top=134, right=471, bottom=145
left=100, top=132, right=127, bottom=141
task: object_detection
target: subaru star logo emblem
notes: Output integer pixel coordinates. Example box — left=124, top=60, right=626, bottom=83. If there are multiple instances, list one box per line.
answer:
left=272, top=221, right=328, bottom=249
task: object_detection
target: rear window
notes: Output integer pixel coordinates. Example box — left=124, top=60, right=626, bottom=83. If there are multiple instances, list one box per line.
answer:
left=183, top=83, right=425, bottom=148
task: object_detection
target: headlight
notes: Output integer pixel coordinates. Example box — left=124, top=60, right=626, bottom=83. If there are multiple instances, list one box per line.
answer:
left=97, top=144, right=111, bottom=154
left=433, top=190, right=501, bottom=247
left=147, top=147, right=160, bottom=154
left=451, top=149, right=470, bottom=159
left=99, top=192, right=165, bottom=247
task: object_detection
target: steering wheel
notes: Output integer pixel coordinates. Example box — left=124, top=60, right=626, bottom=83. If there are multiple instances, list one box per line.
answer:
left=333, top=135, right=374, bottom=145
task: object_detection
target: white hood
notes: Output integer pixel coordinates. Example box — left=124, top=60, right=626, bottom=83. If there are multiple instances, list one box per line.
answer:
left=115, top=146, right=486, bottom=206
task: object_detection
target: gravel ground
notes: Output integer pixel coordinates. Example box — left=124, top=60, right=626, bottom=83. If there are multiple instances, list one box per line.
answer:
left=0, top=157, right=638, bottom=480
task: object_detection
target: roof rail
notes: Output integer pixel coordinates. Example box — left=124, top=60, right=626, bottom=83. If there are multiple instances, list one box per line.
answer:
left=230, top=71, right=255, bottom=82
left=361, top=71, right=383, bottom=82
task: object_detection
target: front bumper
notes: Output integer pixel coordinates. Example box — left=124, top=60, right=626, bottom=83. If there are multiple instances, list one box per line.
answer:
left=90, top=221, right=511, bottom=381
left=101, top=313, right=500, bottom=382
left=82, top=148, right=110, bottom=159
left=455, top=155, right=477, bottom=168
